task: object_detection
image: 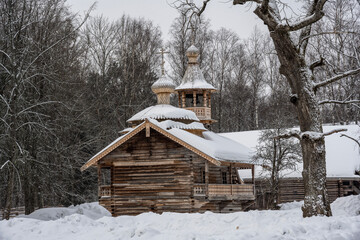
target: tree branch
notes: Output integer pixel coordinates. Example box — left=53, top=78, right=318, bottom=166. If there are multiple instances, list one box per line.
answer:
left=340, top=134, right=360, bottom=147
left=233, top=0, right=261, bottom=5
left=275, top=128, right=348, bottom=141
left=197, top=0, right=211, bottom=16
left=277, top=0, right=327, bottom=32
left=274, top=130, right=300, bottom=140
left=309, top=57, right=324, bottom=72
left=313, top=68, right=360, bottom=91
left=299, top=31, right=360, bottom=46
left=322, top=128, right=347, bottom=137
left=319, top=99, right=360, bottom=105
left=22, top=3, right=95, bottom=79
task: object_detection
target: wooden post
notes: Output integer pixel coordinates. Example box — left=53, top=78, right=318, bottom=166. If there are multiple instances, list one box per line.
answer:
left=146, top=122, right=150, bottom=137
left=193, top=91, right=197, bottom=107
left=251, top=165, right=255, bottom=184
left=205, top=160, right=209, bottom=197
left=182, top=92, right=185, bottom=107
left=178, top=94, right=181, bottom=108
left=97, top=164, right=101, bottom=197
left=208, top=93, right=211, bottom=108
left=204, top=91, right=207, bottom=107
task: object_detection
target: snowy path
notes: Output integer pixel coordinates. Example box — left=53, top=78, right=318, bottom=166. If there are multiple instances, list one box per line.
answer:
left=1, top=196, right=359, bottom=240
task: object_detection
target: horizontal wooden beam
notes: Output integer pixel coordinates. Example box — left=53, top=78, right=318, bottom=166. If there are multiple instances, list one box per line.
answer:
left=113, top=160, right=175, bottom=166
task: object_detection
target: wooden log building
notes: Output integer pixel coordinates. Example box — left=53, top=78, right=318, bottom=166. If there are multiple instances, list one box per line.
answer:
left=81, top=46, right=256, bottom=216
left=222, top=126, right=360, bottom=209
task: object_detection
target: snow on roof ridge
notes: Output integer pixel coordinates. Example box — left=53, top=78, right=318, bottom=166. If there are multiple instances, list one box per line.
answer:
left=127, top=104, right=199, bottom=122
left=156, top=119, right=207, bottom=130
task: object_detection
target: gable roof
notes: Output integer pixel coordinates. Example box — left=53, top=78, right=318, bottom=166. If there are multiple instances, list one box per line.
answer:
left=81, top=119, right=253, bottom=171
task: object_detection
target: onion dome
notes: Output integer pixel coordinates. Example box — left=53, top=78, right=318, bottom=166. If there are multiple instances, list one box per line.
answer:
left=186, top=45, right=200, bottom=64
left=151, top=74, right=175, bottom=105
left=151, top=75, right=176, bottom=94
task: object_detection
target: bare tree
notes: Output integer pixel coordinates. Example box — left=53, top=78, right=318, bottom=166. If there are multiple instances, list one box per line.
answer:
left=167, top=8, right=212, bottom=85
left=207, top=28, right=240, bottom=132
left=181, top=0, right=360, bottom=217
left=245, top=27, right=266, bottom=129
left=0, top=0, right=93, bottom=219
left=254, top=128, right=302, bottom=209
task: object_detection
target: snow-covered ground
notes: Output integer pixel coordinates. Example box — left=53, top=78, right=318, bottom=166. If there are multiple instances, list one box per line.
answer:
left=1, top=196, right=360, bottom=240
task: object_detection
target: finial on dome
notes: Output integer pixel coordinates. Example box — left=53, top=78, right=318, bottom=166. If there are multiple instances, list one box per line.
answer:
left=186, top=45, right=199, bottom=64
left=157, top=48, right=169, bottom=76
left=152, top=49, right=175, bottom=105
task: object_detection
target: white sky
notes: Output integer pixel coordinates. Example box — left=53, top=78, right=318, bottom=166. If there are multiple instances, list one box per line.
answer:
left=65, top=0, right=268, bottom=41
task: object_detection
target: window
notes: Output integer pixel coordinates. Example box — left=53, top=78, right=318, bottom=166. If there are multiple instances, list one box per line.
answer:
left=185, top=94, right=193, bottom=107
left=196, top=94, right=203, bottom=106
left=100, top=167, right=111, bottom=185
left=221, top=171, right=227, bottom=184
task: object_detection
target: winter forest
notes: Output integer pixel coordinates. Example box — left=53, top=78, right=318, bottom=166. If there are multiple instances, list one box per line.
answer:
left=1, top=0, right=360, bottom=221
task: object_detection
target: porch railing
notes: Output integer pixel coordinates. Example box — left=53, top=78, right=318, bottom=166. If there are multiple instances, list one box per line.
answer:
left=193, top=184, right=255, bottom=199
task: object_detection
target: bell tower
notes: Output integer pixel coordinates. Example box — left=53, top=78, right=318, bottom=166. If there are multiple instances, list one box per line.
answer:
left=175, top=45, right=216, bottom=126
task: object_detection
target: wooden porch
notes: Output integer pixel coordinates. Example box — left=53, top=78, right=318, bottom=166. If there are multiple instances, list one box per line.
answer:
left=193, top=184, right=255, bottom=200
left=99, top=183, right=255, bottom=201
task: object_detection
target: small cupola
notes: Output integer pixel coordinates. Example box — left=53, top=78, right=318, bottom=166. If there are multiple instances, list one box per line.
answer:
left=175, top=45, right=217, bottom=126
left=151, top=49, right=175, bottom=105
left=151, top=75, right=175, bottom=105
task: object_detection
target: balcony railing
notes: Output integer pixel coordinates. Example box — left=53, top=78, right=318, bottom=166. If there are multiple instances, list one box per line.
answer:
left=193, top=184, right=255, bottom=200
left=186, top=107, right=211, bottom=120
left=99, top=185, right=111, bottom=197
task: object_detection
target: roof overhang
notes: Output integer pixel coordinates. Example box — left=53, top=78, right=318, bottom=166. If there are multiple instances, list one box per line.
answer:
left=80, top=119, right=223, bottom=171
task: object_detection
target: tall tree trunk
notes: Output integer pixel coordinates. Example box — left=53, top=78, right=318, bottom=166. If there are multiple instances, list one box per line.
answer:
left=4, top=167, right=15, bottom=220
left=24, top=163, right=35, bottom=215
left=270, top=30, right=331, bottom=217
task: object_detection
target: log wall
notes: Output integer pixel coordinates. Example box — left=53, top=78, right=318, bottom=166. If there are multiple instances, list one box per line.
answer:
left=248, top=177, right=360, bottom=209
left=98, top=128, right=254, bottom=216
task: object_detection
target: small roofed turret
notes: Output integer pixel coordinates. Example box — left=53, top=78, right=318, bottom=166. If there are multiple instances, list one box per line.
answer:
left=127, top=48, right=200, bottom=127
left=175, top=45, right=217, bottom=126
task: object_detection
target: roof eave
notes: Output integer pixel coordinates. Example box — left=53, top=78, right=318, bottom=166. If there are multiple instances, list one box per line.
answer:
left=80, top=119, right=222, bottom=171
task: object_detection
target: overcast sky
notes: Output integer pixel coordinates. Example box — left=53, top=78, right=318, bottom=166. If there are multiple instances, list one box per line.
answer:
left=66, top=0, right=268, bottom=41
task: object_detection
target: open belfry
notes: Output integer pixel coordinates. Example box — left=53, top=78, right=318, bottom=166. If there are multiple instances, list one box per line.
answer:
left=81, top=45, right=256, bottom=216
left=175, top=45, right=216, bottom=126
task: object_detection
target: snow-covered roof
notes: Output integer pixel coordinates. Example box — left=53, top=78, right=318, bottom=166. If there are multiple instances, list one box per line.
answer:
left=127, top=104, right=199, bottom=123
left=149, top=119, right=252, bottom=164
left=175, top=64, right=216, bottom=91
left=151, top=75, right=175, bottom=93
left=175, top=45, right=216, bottom=91
left=220, top=124, right=360, bottom=178
left=119, top=127, right=133, bottom=134
left=81, top=119, right=253, bottom=171
left=155, top=119, right=207, bottom=131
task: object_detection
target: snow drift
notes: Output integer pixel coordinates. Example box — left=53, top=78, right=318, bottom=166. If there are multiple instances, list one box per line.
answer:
left=1, top=195, right=360, bottom=240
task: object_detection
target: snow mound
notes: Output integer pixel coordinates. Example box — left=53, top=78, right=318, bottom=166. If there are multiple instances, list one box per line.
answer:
left=1, top=197, right=360, bottom=240
left=332, top=195, right=360, bottom=216
left=18, top=202, right=110, bottom=221
left=280, top=200, right=304, bottom=210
